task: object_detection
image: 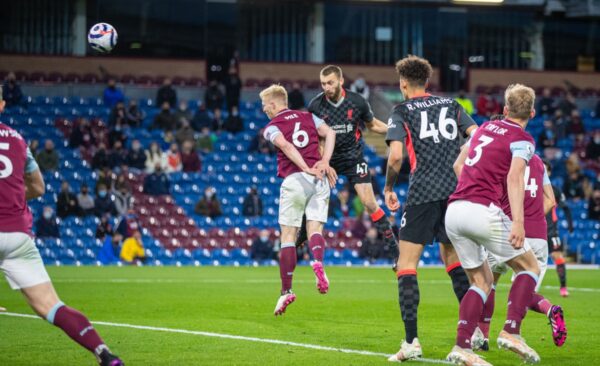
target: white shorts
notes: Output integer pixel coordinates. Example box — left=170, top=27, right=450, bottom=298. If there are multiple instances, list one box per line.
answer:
left=0, top=232, right=51, bottom=290
left=488, top=238, right=548, bottom=292
left=278, top=172, right=330, bottom=227
left=445, top=200, right=531, bottom=270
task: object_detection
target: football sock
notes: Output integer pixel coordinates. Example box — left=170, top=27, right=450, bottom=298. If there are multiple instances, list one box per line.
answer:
left=308, top=233, right=325, bottom=262
left=556, top=260, right=567, bottom=288
left=503, top=271, right=538, bottom=335
left=397, top=270, right=419, bottom=343
left=446, top=262, right=470, bottom=303
left=479, top=286, right=495, bottom=339
left=456, top=286, right=487, bottom=349
left=47, top=301, right=107, bottom=356
left=279, top=243, right=297, bottom=293
left=529, top=293, right=552, bottom=316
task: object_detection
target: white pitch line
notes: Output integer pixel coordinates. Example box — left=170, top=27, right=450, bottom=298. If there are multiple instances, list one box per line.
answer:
left=0, top=312, right=452, bottom=365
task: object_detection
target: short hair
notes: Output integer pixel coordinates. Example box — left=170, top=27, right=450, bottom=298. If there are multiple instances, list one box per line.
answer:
left=504, top=84, right=535, bottom=120
left=320, top=65, right=343, bottom=79
left=395, top=55, right=433, bottom=87
left=259, top=84, right=288, bottom=105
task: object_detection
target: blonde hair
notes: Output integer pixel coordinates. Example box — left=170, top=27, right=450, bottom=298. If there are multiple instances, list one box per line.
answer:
left=259, top=84, right=288, bottom=105
left=504, top=84, right=535, bottom=120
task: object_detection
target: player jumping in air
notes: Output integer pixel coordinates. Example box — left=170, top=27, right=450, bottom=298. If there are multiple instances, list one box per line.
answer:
left=0, top=89, right=124, bottom=366
left=384, top=55, right=477, bottom=362
left=260, top=85, right=336, bottom=316
left=304, top=65, right=398, bottom=264
left=445, top=84, right=544, bottom=365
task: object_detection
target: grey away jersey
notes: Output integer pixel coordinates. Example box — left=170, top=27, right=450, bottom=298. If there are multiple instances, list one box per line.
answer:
left=386, top=94, right=476, bottom=206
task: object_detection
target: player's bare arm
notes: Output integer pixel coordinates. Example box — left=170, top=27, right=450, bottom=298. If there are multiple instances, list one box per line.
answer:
left=453, top=144, right=469, bottom=178
left=507, top=157, right=527, bottom=249
left=543, top=183, right=556, bottom=215
left=365, top=117, right=388, bottom=135
left=272, top=134, right=323, bottom=180
left=25, top=169, right=45, bottom=200
left=314, top=123, right=337, bottom=188
left=465, top=125, right=477, bottom=137
left=384, top=140, right=404, bottom=212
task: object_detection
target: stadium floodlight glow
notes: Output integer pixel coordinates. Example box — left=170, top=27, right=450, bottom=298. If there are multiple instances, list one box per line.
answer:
left=452, top=0, right=504, bottom=4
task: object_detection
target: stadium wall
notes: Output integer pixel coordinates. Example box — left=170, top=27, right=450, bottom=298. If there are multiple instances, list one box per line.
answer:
left=469, top=68, right=600, bottom=90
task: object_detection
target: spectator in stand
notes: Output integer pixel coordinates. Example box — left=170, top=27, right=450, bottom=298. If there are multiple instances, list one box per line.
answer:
left=174, top=100, right=193, bottom=129
left=143, top=164, right=170, bottom=195
left=249, top=128, right=276, bottom=154
left=108, top=140, right=128, bottom=169
left=194, top=186, right=222, bottom=218
left=552, top=109, right=568, bottom=140
left=204, top=80, right=224, bottom=112
left=127, top=139, right=146, bottom=170
left=369, top=167, right=383, bottom=200
left=223, top=106, right=244, bottom=134
left=567, top=110, right=586, bottom=137
left=57, top=181, right=79, bottom=218
left=113, top=184, right=132, bottom=216
left=242, top=185, right=263, bottom=217
left=537, top=88, right=556, bottom=117
left=175, top=120, right=196, bottom=146
left=211, top=108, right=225, bottom=132
left=120, top=230, right=145, bottom=265
left=108, top=102, right=127, bottom=128
left=69, top=118, right=95, bottom=149
left=28, top=139, right=40, bottom=160
left=156, top=78, right=177, bottom=108
left=589, top=187, right=600, bottom=221
left=330, top=187, right=354, bottom=218
left=563, top=156, right=592, bottom=200
left=225, top=67, right=242, bottom=112
left=145, top=141, right=166, bottom=173
left=165, top=143, right=182, bottom=173
left=350, top=74, right=370, bottom=100
left=476, top=90, right=500, bottom=117
left=350, top=212, right=370, bottom=239
left=91, top=143, right=110, bottom=170
left=539, top=119, right=557, bottom=149
left=107, top=120, right=127, bottom=148
left=586, top=130, right=600, bottom=162
left=35, top=207, right=60, bottom=239
left=2, top=72, right=23, bottom=108
left=196, top=126, right=215, bottom=153
left=96, top=167, right=116, bottom=194
left=94, top=183, right=117, bottom=217
left=116, top=209, right=142, bottom=238
left=95, top=214, right=114, bottom=240
left=36, top=139, right=59, bottom=173
left=76, top=183, right=95, bottom=216
left=125, top=99, right=145, bottom=127
left=359, top=227, right=384, bottom=262
left=152, top=102, right=177, bottom=131
left=455, top=90, right=474, bottom=115
left=113, top=171, right=131, bottom=193
left=558, top=92, right=577, bottom=117
left=161, top=130, right=176, bottom=151
left=288, top=82, right=306, bottom=110
left=251, top=230, right=275, bottom=261
left=103, top=78, right=124, bottom=107
left=98, top=232, right=122, bottom=265
left=191, top=103, right=212, bottom=131
left=180, top=140, right=201, bottom=172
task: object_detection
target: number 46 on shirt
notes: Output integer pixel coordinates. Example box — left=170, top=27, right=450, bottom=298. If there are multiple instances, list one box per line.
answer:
left=419, top=107, right=458, bottom=143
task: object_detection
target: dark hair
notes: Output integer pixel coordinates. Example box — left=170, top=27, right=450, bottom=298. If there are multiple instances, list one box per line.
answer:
left=395, top=55, right=433, bottom=87
left=320, top=65, right=343, bottom=79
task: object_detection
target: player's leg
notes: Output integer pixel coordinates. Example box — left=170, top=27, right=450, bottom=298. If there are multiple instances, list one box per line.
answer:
left=295, top=214, right=308, bottom=247
left=475, top=253, right=506, bottom=351
left=305, top=178, right=331, bottom=294
left=440, top=244, right=470, bottom=303
left=549, top=237, right=568, bottom=296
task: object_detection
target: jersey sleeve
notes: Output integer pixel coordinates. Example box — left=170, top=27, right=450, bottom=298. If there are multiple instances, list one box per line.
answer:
left=543, top=165, right=551, bottom=186
left=509, top=140, right=535, bottom=162
left=263, top=125, right=282, bottom=143
left=25, top=147, right=40, bottom=173
left=385, top=108, right=407, bottom=145
left=357, top=95, right=374, bottom=122
left=307, top=95, right=320, bottom=115
left=312, top=114, right=325, bottom=129
left=456, top=103, right=477, bottom=136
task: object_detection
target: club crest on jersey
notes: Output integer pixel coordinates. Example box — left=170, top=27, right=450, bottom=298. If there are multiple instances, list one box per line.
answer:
left=347, top=109, right=353, bottom=120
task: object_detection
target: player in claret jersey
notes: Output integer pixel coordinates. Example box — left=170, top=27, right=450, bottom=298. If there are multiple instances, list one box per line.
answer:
left=260, top=85, right=336, bottom=316
left=444, top=84, right=543, bottom=365
left=0, top=89, right=123, bottom=365
left=384, top=55, right=477, bottom=362
left=307, top=65, right=399, bottom=263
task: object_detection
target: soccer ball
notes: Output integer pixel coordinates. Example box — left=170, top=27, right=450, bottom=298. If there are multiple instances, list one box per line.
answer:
left=88, top=23, right=118, bottom=53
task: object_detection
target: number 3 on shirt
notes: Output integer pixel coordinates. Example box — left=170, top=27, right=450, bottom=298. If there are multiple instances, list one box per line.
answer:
left=0, top=143, right=13, bottom=179
left=465, top=135, right=494, bottom=166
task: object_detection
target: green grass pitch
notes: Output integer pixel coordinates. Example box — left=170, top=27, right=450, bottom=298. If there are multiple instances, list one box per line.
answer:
left=1, top=266, right=599, bottom=365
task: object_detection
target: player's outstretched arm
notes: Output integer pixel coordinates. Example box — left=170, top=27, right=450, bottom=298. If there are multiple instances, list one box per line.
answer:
left=272, top=134, right=323, bottom=180
left=384, top=140, right=404, bottom=212
left=25, top=169, right=45, bottom=200
left=365, top=117, right=388, bottom=135
left=507, top=157, right=527, bottom=249
left=543, top=183, right=556, bottom=215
